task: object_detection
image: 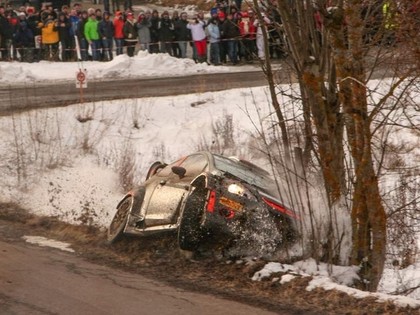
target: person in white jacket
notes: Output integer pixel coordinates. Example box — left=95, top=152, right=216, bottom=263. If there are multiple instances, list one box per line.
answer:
left=254, top=14, right=271, bottom=60
left=187, top=16, right=207, bottom=63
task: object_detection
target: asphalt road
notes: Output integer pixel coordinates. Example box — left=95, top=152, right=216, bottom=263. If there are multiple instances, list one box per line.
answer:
left=0, top=239, right=283, bottom=315
left=0, top=71, right=270, bottom=115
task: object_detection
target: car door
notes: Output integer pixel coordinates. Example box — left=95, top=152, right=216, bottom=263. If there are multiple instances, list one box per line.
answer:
left=144, top=153, right=209, bottom=227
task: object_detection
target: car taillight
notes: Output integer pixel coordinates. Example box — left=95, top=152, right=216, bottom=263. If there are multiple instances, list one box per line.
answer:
left=262, top=197, right=299, bottom=219
left=206, top=190, right=216, bottom=213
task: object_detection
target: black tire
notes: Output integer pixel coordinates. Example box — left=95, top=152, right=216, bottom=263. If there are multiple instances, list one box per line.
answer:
left=273, top=214, right=298, bottom=244
left=177, top=188, right=206, bottom=251
left=107, top=196, right=132, bottom=244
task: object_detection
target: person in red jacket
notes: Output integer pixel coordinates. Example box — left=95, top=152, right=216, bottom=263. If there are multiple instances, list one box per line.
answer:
left=239, top=10, right=256, bottom=62
left=113, top=11, right=125, bottom=55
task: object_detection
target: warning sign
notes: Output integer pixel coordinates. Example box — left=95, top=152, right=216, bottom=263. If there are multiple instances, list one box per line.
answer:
left=76, top=69, right=87, bottom=88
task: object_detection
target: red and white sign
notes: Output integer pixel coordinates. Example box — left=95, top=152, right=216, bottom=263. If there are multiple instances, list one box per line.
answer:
left=76, top=69, right=87, bottom=88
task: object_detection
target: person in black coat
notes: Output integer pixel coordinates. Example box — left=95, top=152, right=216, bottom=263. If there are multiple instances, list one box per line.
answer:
left=15, top=14, right=35, bottom=62
left=0, top=6, right=12, bottom=60
left=174, top=11, right=191, bottom=58
left=220, top=12, right=240, bottom=64
left=149, top=9, right=159, bottom=53
left=158, top=11, right=174, bottom=55
left=76, top=10, right=89, bottom=61
left=98, top=11, right=114, bottom=60
left=26, top=7, right=42, bottom=62
left=56, top=12, right=72, bottom=61
left=123, top=12, right=137, bottom=57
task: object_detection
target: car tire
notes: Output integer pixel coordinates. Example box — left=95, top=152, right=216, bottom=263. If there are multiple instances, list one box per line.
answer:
left=107, top=196, right=133, bottom=244
left=177, top=188, right=206, bottom=251
left=273, top=214, right=298, bottom=244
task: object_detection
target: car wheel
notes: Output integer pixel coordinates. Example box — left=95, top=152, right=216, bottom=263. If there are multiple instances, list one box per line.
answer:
left=273, top=214, right=298, bottom=244
left=107, top=196, right=133, bottom=244
left=178, top=188, right=206, bottom=251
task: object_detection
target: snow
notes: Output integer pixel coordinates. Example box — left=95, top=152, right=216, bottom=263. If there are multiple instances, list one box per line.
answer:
left=0, top=54, right=419, bottom=309
left=23, top=235, right=75, bottom=253
left=0, top=51, right=258, bottom=85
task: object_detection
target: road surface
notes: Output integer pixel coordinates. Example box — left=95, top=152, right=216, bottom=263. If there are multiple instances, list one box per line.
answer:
left=0, top=239, right=282, bottom=315
left=0, top=71, right=271, bottom=115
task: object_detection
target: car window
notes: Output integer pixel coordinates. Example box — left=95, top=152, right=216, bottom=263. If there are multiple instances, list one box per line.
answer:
left=213, top=155, right=274, bottom=188
left=179, top=154, right=208, bottom=177
left=155, top=158, right=184, bottom=177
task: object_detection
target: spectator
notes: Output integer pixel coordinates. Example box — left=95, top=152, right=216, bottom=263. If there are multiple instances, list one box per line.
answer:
left=239, top=10, right=256, bottom=62
left=26, top=6, right=42, bottom=62
left=137, top=11, right=151, bottom=51
left=68, top=9, right=79, bottom=61
left=171, top=10, right=180, bottom=57
left=221, top=12, right=240, bottom=64
left=76, top=10, right=89, bottom=60
left=40, top=12, right=59, bottom=61
left=61, top=5, right=69, bottom=17
left=174, top=11, right=191, bottom=58
left=218, top=11, right=228, bottom=63
left=207, top=17, right=221, bottom=65
left=99, top=11, right=114, bottom=60
left=7, top=10, right=19, bottom=61
left=95, top=8, right=102, bottom=22
left=113, top=10, right=125, bottom=55
left=84, top=12, right=101, bottom=60
left=254, top=13, right=270, bottom=60
left=0, top=6, right=13, bottom=61
left=73, top=2, right=82, bottom=15
left=158, top=11, right=174, bottom=55
left=56, top=12, right=72, bottom=61
left=123, top=11, right=137, bottom=56
left=15, top=12, right=35, bottom=62
left=149, top=9, right=160, bottom=53
left=187, top=15, right=207, bottom=63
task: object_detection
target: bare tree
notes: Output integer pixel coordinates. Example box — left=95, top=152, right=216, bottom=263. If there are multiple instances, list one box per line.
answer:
left=254, top=0, right=419, bottom=291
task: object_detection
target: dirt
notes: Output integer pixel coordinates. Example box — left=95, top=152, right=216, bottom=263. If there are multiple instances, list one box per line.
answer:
left=0, top=202, right=417, bottom=315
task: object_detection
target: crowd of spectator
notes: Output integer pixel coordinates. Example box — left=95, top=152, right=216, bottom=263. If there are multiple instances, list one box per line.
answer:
left=0, top=1, right=288, bottom=64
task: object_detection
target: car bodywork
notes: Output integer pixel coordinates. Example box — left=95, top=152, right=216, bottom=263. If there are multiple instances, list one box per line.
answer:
left=108, top=151, right=299, bottom=250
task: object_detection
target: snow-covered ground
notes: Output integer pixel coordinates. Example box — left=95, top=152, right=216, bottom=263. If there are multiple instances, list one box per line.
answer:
left=0, top=51, right=258, bottom=84
left=1, top=52, right=419, bottom=308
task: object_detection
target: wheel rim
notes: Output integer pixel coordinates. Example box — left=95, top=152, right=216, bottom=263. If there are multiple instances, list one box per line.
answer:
left=109, top=197, right=131, bottom=235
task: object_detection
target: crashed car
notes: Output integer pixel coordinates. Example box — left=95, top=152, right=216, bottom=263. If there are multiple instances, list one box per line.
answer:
left=107, top=151, right=299, bottom=251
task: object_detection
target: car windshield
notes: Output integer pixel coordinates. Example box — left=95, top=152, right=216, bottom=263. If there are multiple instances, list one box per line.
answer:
left=213, top=155, right=275, bottom=189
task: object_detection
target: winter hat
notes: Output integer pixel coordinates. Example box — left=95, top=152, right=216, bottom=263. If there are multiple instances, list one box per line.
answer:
left=18, top=12, right=26, bottom=17
left=210, top=7, right=218, bottom=16
left=126, top=12, right=134, bottom=18
left=26, top=6, right=35, bottom=14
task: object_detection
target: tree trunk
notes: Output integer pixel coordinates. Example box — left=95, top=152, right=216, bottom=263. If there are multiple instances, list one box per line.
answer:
left=325, top=1, right=387, bottom=291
